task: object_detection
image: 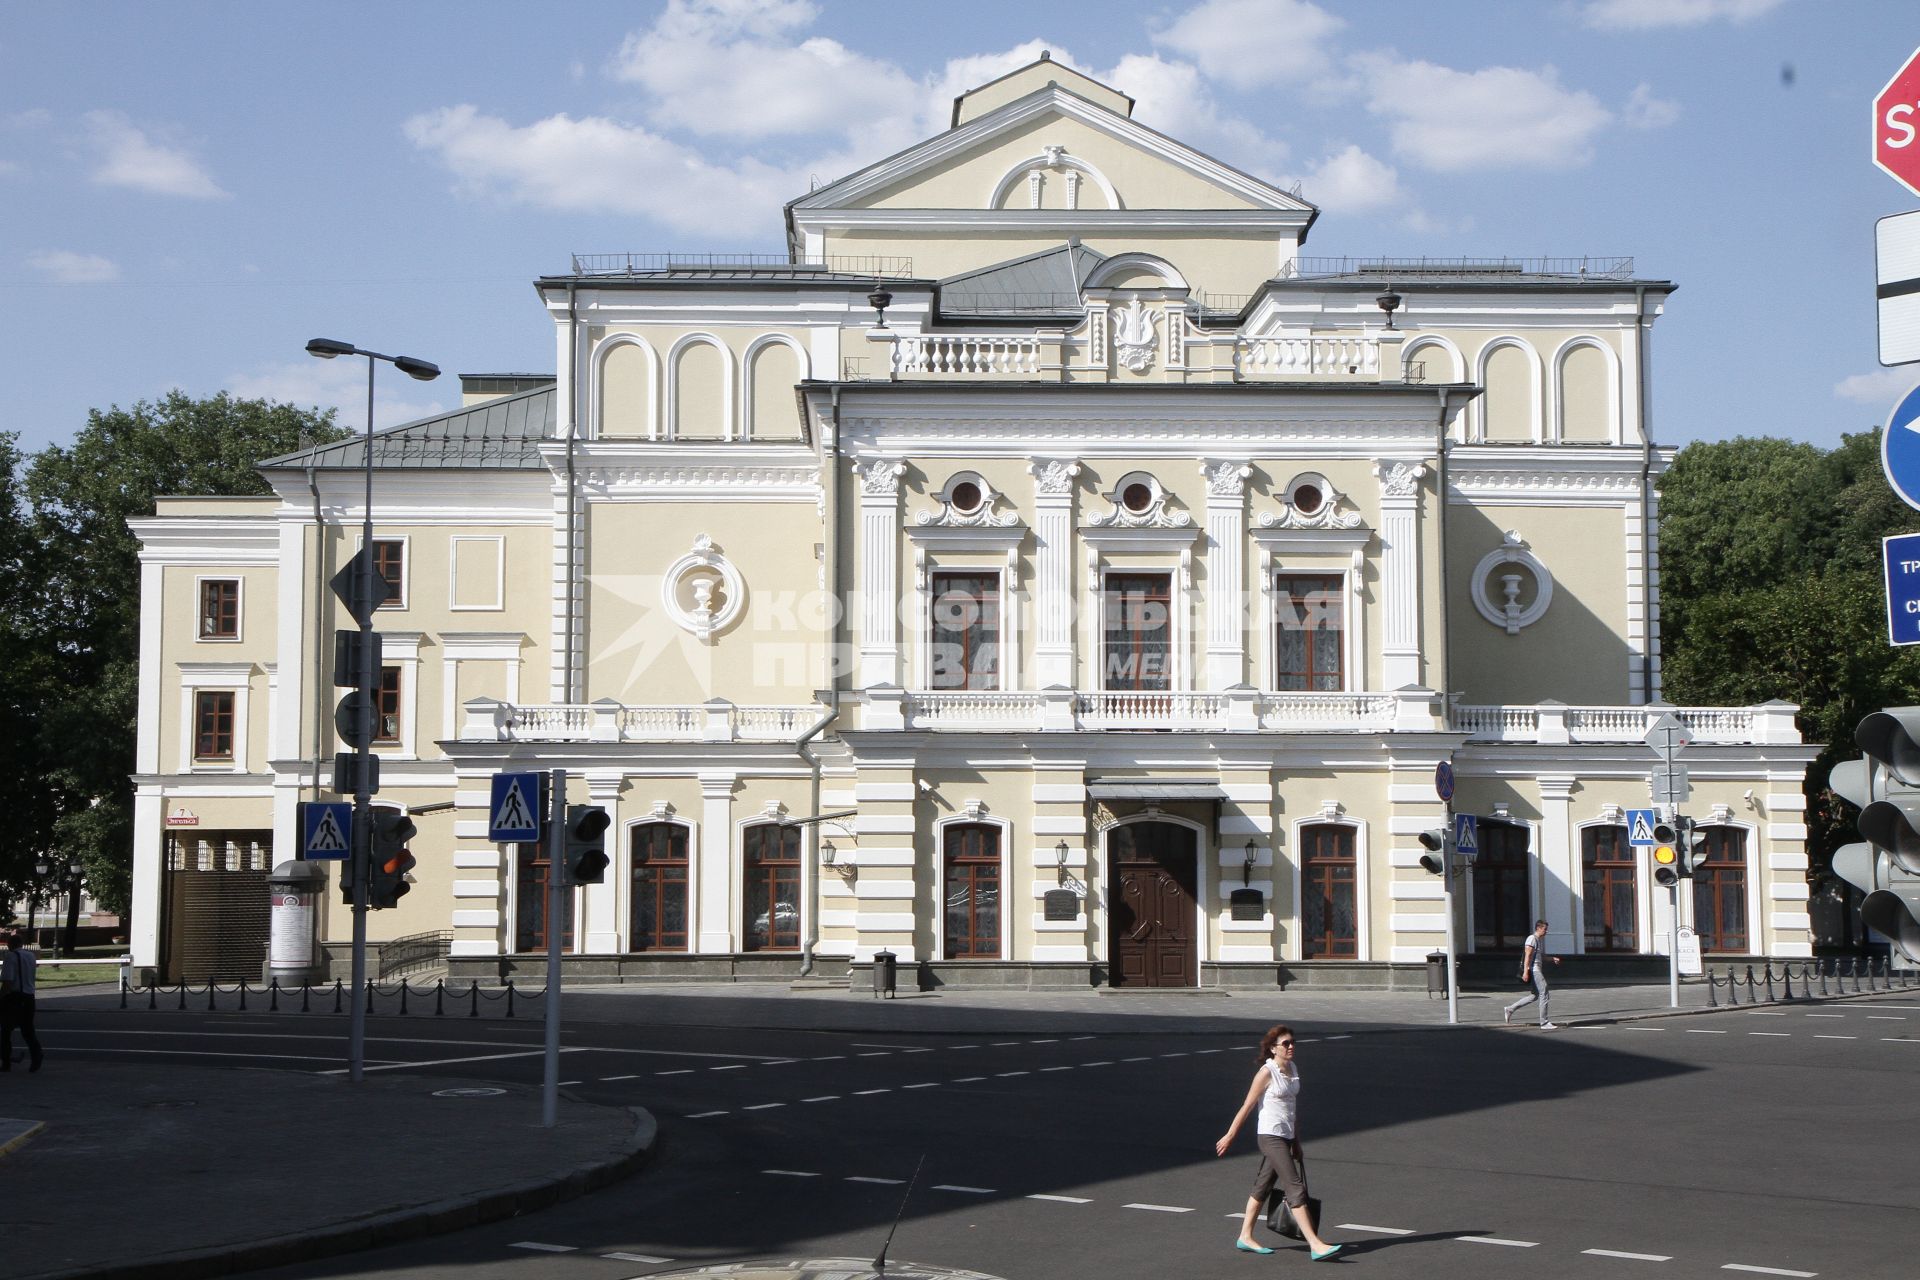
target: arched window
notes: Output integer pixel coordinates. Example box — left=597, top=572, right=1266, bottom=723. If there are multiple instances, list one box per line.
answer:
left=1472, top=821, right=1532, bottom=952
left=1582, top=824, right=1636, bottom=952
left=1299, top=822, right=1356, bottom=959
left=630, top=823, right=690, bottom=953
left=1693, top=826, right=1749, bottom=954
left=515, top=841, right=571, bottom=953
left=742, top=823, right=801, bottom=951
left=943, top=823, right=1002, bottom=958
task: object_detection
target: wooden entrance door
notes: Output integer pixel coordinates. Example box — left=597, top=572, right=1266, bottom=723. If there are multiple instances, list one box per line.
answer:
left=1108, top=821, right=1199, bottom=987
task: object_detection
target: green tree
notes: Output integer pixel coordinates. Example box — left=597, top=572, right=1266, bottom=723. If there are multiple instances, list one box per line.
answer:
left=25, top=392, right=343, bottom=914
left=0, top=433, right=64, bottom=918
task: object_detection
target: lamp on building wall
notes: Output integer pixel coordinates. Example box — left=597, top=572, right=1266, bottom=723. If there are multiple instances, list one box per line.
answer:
left=867, top=283, right=894, bottom=329
left=821, top=840, right=836, bottom=865
left=1375, top=286, right=1402, bottom=330
left=1243, top=839, right=1258, bottom=886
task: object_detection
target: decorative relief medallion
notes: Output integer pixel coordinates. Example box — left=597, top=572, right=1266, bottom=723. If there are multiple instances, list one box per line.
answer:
left=1200, top=459, right=1252, bottom=498
left=1112, top=299, right=1159, bottom=372
left=1374, top=460, right=1429, bottom=498
left=1088, top=472, right=1191, bottom=528
left=1470, top=531, right=1554, bottom=635
left=917, top=471, right=1019, bottom=527
left=661, top=535, right=746, bottom=642
left=1258, top=473, right=1365, bottom=530
left=857, top=457, right=907, bottom=497
left=1028, top=457, right=1082, bottom=498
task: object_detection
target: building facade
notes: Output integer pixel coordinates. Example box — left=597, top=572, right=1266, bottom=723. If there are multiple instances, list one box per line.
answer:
left=128, top=58, right=1816, bottom=986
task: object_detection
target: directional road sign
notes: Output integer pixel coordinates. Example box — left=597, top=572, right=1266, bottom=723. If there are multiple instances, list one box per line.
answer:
left=1626, top=807, right=1659, bottom=847
left=1885, top=532, right=1920, bottom=646
left=489, top=772, right=544, bottom=843
left=1883, top=384, right=1920, bottom=513
left=1644, top=711, right=1694, bottom=759
left=300, top=801, right=353, bottom=861
left=329, top=548, right=394, bottom=628
left=1434, top=760, right=1455, bottom=803
left=1453, top=812, right=1478, bottom=860
left=1878, top=213, right=1920, bottom=367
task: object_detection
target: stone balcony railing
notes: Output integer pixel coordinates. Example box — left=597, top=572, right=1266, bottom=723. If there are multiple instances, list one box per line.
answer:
left=861, top=326, right=1413, bottom=383
left=1450, top=700, right=1802, bottom=745
left=460, top=698, right=822, bottom=743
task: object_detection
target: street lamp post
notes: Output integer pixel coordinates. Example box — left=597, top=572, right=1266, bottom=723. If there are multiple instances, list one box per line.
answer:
left=304, top=338, right=439, bottom=1083
left=31, top=858, right=48, bottom=946
left=62, top=859, right=84, bottom=960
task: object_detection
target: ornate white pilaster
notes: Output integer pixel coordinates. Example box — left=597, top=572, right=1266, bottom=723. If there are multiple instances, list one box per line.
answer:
left=856, top=459, right=906, bottom=688
left=1029, top=458, right=1081, bottom=687
left=583, top=772, right=623, bottom=953
left=696, top=772, right=736, bottom=953
left=1538, top=775, right=1577, bottom=955
left=1374, top=461, right=1429, bottom=689
left=1201, top=460, right=1250, bottom=689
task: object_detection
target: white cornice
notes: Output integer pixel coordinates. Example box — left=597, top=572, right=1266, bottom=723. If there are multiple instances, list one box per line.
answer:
left=128, top=517, right=280, bottom=563
left=266, top=472, right=555, bottom=526
left=1447, top=446, right=1662, bottom=507
left=798, top=208, right=1308, bottom=230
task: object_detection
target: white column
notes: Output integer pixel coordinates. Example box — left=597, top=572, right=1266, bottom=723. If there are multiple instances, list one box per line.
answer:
left=583, top=772, right=623, bottom=953
left=1374, top=461, right=1429, bottom=689
left=856, top=459, right=906, bottom=688
left=696, top=772, right=736, bottom=953
left=1201, top=460, right=1250, bottom=689
left=1029, top=459, right=1080, bottom=687
left=130, top=788, right=165, bottom=974
left=1538, top=775, right=1577, bottom=955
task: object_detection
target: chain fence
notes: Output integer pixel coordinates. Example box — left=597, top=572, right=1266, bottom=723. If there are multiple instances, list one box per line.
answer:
left=120, top=976, right=545, bottom=1018
left=1704, top=954, right=1917, bottom=1007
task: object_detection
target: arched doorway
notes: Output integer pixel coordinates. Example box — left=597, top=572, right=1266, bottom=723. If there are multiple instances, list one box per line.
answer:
left=1107, top=820, right=1199, bottom=987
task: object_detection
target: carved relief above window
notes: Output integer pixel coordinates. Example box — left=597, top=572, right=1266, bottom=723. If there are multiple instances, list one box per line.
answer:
left=917, top=471, right=1018, bottom=528
left=1470, top=531, right=1554, bottom=635
left=1259, top=472, right=1365, bottom=530
left=1088, top=472, right=1191, bottom=528
left=1111, top=299, right=1159, bottom=372
left=661, top=534, right=746, bottom=642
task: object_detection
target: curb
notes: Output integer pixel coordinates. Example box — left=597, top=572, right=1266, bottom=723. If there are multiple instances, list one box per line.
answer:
left=0, top=1118, right=44, bottom=1159
left=1552, top=984, right=1920, bottom=1029
left=29, top=1106, right=658, bottom=1280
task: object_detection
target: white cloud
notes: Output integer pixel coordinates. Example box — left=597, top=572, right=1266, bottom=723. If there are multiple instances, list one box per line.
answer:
left=1835, top=367, right=1919, bottom=406
left=225, top=360, right=447, bottom=433
left=1354, top=55, right=1612, bottom=172
left=1150, top=0, right=1344, bottom=90
left=82, top=110, right=227, bottom=198
left=1297, top=144, right=1402, bottom=213
left=1623, top=83, right=1681, bottom=129
left=403, top=105, right=803, bottom=237
left=26, top=249, right=119, bottom=283
left=1105, top=53, right=1289, bottom=178
left=1579, top=0, right=1786, bottom=31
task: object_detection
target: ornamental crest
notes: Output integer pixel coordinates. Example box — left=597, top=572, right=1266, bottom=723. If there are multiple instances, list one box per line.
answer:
left=857, top=457, right=906, bottom=497
left=1112, top=299, right=1159, bottom=372
left=1028, top=458, right=1081, bottom=497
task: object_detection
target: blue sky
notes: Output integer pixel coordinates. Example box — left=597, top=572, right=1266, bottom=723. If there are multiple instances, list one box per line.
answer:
left=4, top=0, right=1917, bottom=457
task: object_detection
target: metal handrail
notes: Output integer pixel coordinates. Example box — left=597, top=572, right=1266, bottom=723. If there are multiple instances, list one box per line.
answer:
left=1280, top=255, right=1635, bottom=281
left=569, top=252, right=915, bottom=278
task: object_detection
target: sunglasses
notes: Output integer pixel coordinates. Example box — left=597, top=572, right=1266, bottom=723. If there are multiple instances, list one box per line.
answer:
left=1276, top=1039, right=1295, bottom=1049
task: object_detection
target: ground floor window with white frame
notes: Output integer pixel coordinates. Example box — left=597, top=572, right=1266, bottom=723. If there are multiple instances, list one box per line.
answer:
left=1299, top=822, right=1357, bottom=959
left=630, top=821, right=689, bottom=952
left=1693, top=826, right=1748, bottom=954
left=942, top=822, right=1002, bottom=958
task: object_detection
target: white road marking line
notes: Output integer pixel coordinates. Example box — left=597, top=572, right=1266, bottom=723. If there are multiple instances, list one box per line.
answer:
left=759, top=1059, right=800, bottom=1066
left=1125, top=1203, right=1193, bottom=1213
left=991, top=1041, right=1020, bottom=1046
left=1083, top=1060, right=1113, bottom=1066
left=903, top=1048, right=936, bottom=1054
left=933, top=1184, right=994, bottom=1194
left=687, top=1110, right=728, bottom=1118
left=951, top=1044, right=980, bottom=1050
left=1621, top=1027, right=1667, bottom=1032
left=802, top=1096, right=840, bottom=1103
left=511, top=1242, right=576, bottom=1252
left=857, top=1052, right=890, bottom=1058
left=847, top=1176, right=905, bottom=1185
left=1029, top=1194, right=1092, bottom=1204
left=1121, top=1056, right=1152, bottom=1062
left=1031, top=1038, right=1059, bottom=1044
left=79, top=1048, right=349, bottom=1064
left=712, top=1064, right=747, bottom=1071
left=1749, top=1032, right=1790, bottom=1037
left=1325, top=1034, right=1351, bottom=1041
left=1868, top=1015, right=1906, bottom=1020
left=813, top=1056, right=845, bottom=1061
left=1161, top=1052, right=1189, bottom=1057
left=853, top=1088, right=891, bottom=1095
left=1585, top=1248, right=1672, bottom=1261
left=601, top=1252, right=673, bottom=1264
left=1814, top=1035, right=1856, bottom=1040
left=1883, top=1037, right=1920, bottom=1042
left=903, top=1082, right=940, bottom=1089
left=1804, top=1013, right=1844, bottom=1018
left=1685, top=1029, right=1726, bottom=1035
left=601, top=1074, right=640, bottom=1081
left=1722, top=1265, right=1817, bottom=1277
left=1457, top=1236, right=1537, bottom=1247
left=743, top=1103, right=785, bottom=1111
left=764, top=1169, right=819, bottom=1178
left=1339, top=1224, right=1414, bottom=1236
left=1745, top=1011, right=1787, bottom=1016
left=324, top=1047, right=576, bottom=1075
left=996, top=1071, right=1028, bottom=1077
left=558, top=1080, right=583, bottom=1087
left=658, top=1069, right=694, bottom=1075
left=953, top=1076, right=986, bottom=1083
left=1070, top=1035, right=1096, bottom=1040
left=1040, top=1066, right=1074, bottom=1072
left=852, top=1042, right=923, bottom=1050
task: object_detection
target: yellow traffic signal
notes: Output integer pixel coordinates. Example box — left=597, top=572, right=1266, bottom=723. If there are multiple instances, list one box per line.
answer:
left=1653, top=842, right=1679, bottom=887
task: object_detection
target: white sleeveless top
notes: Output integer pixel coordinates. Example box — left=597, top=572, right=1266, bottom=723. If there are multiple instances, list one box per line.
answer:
left=1256, top=1059, right=1298, bottom=1138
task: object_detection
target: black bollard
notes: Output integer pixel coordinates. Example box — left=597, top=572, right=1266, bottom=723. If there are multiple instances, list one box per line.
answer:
left=301, top=981, right=311, bottom=1013
left=435, top=978, right=445, bottom=1016
left=333, top=978, right=344, bottom=1013
left=469, top=981, right=480, bottom=1017
left=506, top=979, right=516, bottom=1018
left=1781, top=964, right=1795, bottom=1002
left=398, top=979, right=409, bottom=1016
left=1706, top=970, right=1719, bottom=1007
left=120, top=978, right=129, bottom=1010
left=1763, top=963, right=1776, bottom=1003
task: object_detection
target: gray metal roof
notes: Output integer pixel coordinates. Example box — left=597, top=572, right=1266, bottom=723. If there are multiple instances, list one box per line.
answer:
left=937, top=243, right=1107, bottom=315
left=260, top=385, right=555, bottom=471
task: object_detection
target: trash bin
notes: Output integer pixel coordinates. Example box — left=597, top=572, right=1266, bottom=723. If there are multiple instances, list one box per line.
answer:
left=1426, top=951, right=1447, bottom=998
left=873, top=950, right=897, bottom=999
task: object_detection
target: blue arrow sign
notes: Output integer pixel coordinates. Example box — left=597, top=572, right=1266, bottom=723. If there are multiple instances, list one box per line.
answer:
left=300, top=801, right=353, bottom=861
left=1626, top=807, right=1659, bottom=846
left=1882, top=384, right=1920, bottom=511
left=489, top=772, right=544, bottom=843
left=1453, top=812, right=1478, bottom=857
left=1885, top=532, right=1920, bottom=646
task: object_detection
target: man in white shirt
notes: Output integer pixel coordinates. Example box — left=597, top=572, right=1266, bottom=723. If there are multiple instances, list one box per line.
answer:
left=1503, top=919, right=1561, bottom=1030
left=1, top=930, right=43, bottom=1072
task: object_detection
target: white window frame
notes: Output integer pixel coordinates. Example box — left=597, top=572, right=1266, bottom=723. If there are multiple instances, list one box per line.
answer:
left=1253, top=530, right=1369, bottom=694
left=361, top=535, right=410, bottom=611
left=623, top=816, right=697, bottom=954
left=359, top=632, right=422, bottom=759
left=448, top=535, right=505, bottom=611
left=922, top=565, right=1009, bottom=693
left=194, top=575, right=244, bottom=643
left=1266, top=566, right=1356, bottom=695
left=177, top=661, right=252, bottom=774
left=1288, top=815, right=1368, bottom=963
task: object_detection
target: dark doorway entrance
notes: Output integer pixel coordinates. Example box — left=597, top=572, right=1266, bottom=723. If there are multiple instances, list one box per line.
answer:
left=1108, top=821, right=1198, bottom=987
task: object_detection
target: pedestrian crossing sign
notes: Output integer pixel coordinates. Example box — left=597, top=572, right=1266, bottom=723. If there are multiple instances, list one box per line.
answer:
left=1627, top=807, right=1659, bottom=846
left=1453, top=812, right=1478, bottom=857
left=489, top=771, right=544, bottom=843
left=299, top=801, right=353, bottom=861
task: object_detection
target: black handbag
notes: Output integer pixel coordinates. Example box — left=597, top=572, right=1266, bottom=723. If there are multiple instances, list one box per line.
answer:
left=1264, top=1191, right=1322, bottom=1239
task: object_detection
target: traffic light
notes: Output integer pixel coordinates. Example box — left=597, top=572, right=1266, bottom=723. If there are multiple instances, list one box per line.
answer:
left=1675, top=816, right=1709, bottom=876
left=1652, top=819, right=1680, bottom=887
left=563, top=804, right=611, bottom=884
left=1829, top=708, right=1920, bottom=962
left=1417, top=827, right=1451, bottom=878
left=339, top=848, right=361, bottom=906
left=367, top=807, right=418, bottom=909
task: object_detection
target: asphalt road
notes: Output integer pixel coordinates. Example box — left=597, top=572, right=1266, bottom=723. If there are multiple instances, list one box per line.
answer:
left=39, top=994, right=1920, bottom=1279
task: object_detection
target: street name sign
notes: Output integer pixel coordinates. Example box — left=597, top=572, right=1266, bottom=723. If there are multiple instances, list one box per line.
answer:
left=1627, top=807, right=1659, bottom=846
left=299, top=801, right=352, bottom=861
left=1885, top=384, right=1920, bottom=513
left=1885, top=532, right=1920, bottom=646
left=1876, top=47, right=1920, bottom=199
left=489, top=771, right=543, bottom=843
left=1878, top=213, right=1920, bottom=366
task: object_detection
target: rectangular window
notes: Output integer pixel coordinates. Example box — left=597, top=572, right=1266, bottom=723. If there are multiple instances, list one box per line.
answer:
left=1300, top=822, right=1357, bottom=959
left=515, top=841, right=573, bottom=953
left=193, top=691, right=235, bottom=760
left=371, top=539, right=405, bottom=609
left=943, top=823, right=1002, bottom=959
left=1582, top=825, right=1638, bottom=952
left=374, top=666, right=401, bottom=742
left=1275, top=573, right=1343, bottom=691
left=198, top=579, right=240, bottom=639
left=1102, top=573, right=1172, bottom=691
left=743, top=824, right=801, bottom=952
left=630, top=823, right=690, bottom=953
left=929, top=572, right=1000, bottom=690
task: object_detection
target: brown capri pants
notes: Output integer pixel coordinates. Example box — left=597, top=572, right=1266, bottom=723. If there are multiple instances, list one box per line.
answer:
left=1250, top=1134, right=1309, bottom=1208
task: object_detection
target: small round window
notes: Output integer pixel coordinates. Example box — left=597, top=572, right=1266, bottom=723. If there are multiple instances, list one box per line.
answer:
left=949, top=480, right=983, bottom=514
left=1122, top=482, right=1155, bottom=513
left=1284, top=472, right=1334, bottom=517
left=1291, top=484, right=1323, bottom=515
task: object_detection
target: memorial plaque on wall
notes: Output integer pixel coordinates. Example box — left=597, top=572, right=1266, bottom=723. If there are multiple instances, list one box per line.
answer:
left=1042, top=888, right=1079, bottom=921
left=1229, top=888, right=1265, bottom=921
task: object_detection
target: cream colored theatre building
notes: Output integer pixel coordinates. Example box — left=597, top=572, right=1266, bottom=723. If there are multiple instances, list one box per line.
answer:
left=129, top=58, right=1818, bottom=987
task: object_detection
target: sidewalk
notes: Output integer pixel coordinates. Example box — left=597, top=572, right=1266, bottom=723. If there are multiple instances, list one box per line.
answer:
left=0, top=1059, right=656, bottom=1280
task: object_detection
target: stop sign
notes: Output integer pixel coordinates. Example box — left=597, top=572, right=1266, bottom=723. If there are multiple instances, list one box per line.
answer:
left=1876, top=47, right=1920, bottom=198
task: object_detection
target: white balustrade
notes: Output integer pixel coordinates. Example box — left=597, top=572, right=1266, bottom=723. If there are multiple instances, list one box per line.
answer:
left=1236, top=335, right=1383, bottom=380
left=1455, top=704, right=1767, bottom=744
left=1076, top=691, right=1226, bottom=729
left=892, top=334, right=1042, bottom=377
left=905, top=691, right=1045, bottom=730
left=1259, top=692, right=1397, bottom=729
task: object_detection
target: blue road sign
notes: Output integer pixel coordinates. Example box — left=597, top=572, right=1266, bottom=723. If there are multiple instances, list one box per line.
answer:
left=1453, top=812, right=1478, bottom=858
left=1886, top=532, right=1920, bottom=646
left=489, top=772, right=544, bottom=843
left=1626, top=807, right=1659, bottom=846
left=300, top=801, right=353, bottom=861
left=1883, top=384, right=1920, bottom=511
left=1434, top=760, right=1455, bottom=803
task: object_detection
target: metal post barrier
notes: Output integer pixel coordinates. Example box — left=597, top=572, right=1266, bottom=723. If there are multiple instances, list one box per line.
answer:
left=435, top=979, right=445, bottom=1016
left=238, top=981, right=248, bottom=1012
left=119, top=978, right=129, bottom=1010
left=397, top=979, right=409, bottom=1016
left=506, top=979, right=516, bottom=1018
left=333, top=978, right=344, bottom=1013
left=1727, top=966, right=1740, bottom=1005
left=269, top=978, right=279, bottom=1011
left=1763, top=964, right=1775, bottom=1003
left=1706, top=970, right=1719, bottom=1007
left=1781, top=963, right=1794, bottom=1001
left=469, top=981, right=480, bottom=1017
left=1819, top=959, right=1830, bottom=997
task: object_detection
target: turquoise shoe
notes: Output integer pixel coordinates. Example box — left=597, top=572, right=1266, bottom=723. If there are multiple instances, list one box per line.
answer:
left=1310, top=1244, right=1344, bottom=1261
left=1235, top=1241, right=1274, bottom=1255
